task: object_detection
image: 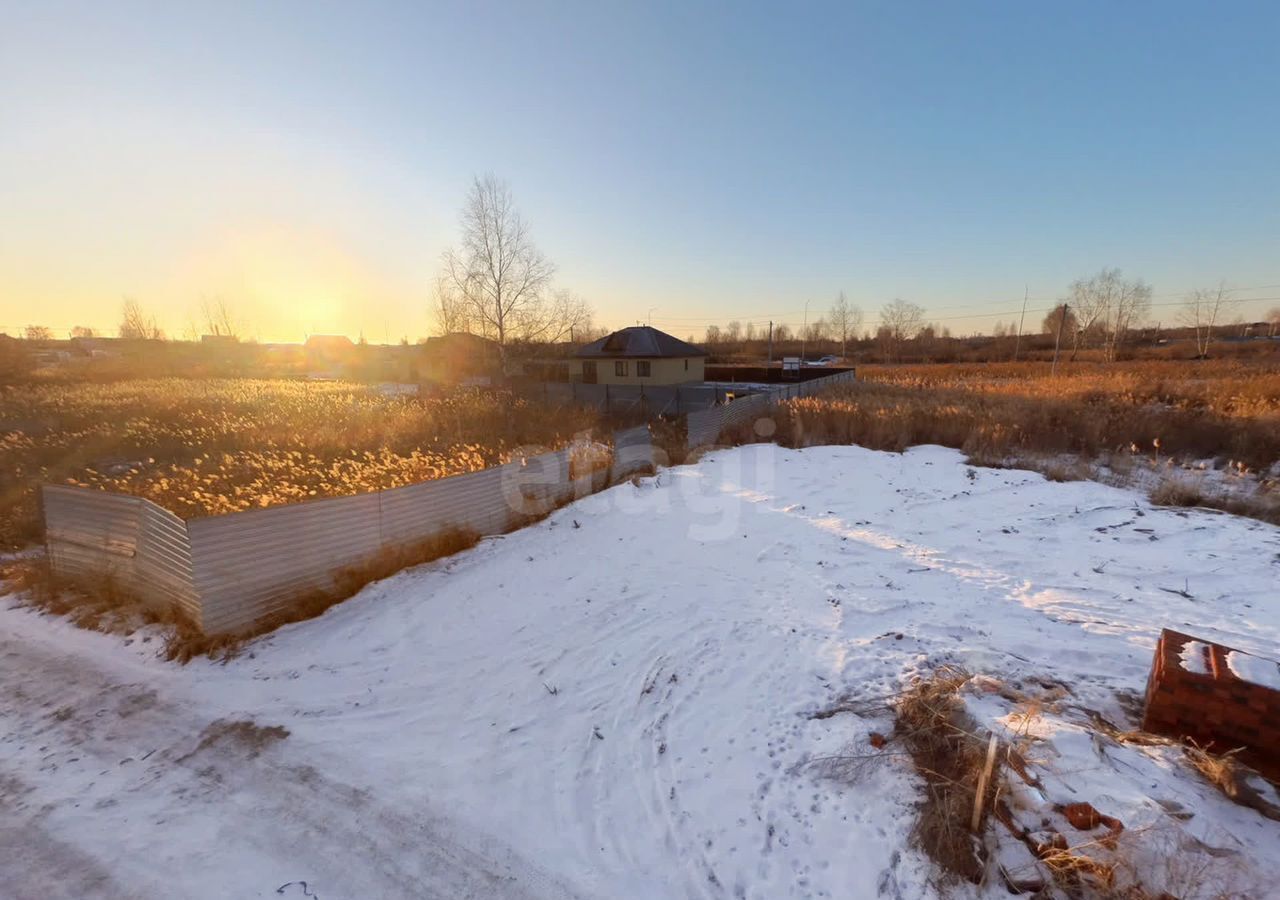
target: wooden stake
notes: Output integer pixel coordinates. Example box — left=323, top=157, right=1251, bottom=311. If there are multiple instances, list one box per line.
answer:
left=971, top=733, right=999, bottom=832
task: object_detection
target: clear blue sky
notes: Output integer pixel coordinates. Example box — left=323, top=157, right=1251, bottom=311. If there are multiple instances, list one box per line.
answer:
left=3, top=0, right=1278, bottom=341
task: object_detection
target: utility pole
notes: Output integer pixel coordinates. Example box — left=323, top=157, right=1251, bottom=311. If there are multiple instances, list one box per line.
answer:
left=800, top=300, right=810, bottom=365
left=768, top=320, right=773, bottom=365
left=1051, top=303, right=1068, bottom=376
left=1013, top=285, right=1028, bottom=362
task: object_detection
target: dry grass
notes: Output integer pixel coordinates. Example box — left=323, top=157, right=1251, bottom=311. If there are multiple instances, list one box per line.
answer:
left=813, top=671, right=1272, bottom=897
left=1184, top=745, right=1280, bottom=822
left=0, top=555, right=191, bottom=634
left=892, top=665, right=1002, bottom=885
left=760, top=360, right=1280, bottom=524
left=859, top=359, right=1280, bottom=421
left=0, top=378, right=601, bottom=548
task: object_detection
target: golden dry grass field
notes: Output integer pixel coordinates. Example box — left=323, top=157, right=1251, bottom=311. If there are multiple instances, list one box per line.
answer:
left=762, top=359, right=1280, bottom=522
left=0, top=378, right=598, bottom=549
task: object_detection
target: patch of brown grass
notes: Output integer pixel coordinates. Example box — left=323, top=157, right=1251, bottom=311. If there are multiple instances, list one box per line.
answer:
left=1184, top=745, right=1280, bottom=822
left=177, top=718, right=290, bottom=763
left=1, top=555, right=190, bottom=633
left=892, top=665, right=997, bottom=884
left=1149, top=479, right=1280, bottom=524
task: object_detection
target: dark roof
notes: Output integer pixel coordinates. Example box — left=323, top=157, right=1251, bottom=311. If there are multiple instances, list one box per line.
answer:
left=576, top=326, right=707, bottom=359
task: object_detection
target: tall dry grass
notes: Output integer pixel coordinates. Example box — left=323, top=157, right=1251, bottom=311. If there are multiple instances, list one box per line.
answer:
left=858, top=360, right=1280, bottom=421
left=732, top=360, right=1280, bottom=523
left=0, top=378, right=600, bottom=548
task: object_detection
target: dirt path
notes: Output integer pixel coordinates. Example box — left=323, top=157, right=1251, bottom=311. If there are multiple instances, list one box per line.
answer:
left=0, top=624, right=581, bottom=900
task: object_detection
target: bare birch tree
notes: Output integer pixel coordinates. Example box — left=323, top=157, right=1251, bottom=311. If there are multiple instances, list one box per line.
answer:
left=1179, top=283, right=1234, bottom=357
left=828, top=291, right=863, bottom=358
left=437, top=176, right=573, bottom=364
left=1065, top=268, right=1151, bottom=361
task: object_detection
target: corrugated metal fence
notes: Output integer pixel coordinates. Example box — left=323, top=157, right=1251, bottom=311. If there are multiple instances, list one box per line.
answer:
left=516, top=381, right=738, bottom=416
left=44, top=426, right=656, bottom=635
left=42, top=486, right=200, bottom=622
left=686, top=368, right=858, bottom=450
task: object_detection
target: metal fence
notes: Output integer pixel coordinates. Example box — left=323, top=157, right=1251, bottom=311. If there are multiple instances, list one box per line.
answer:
left=42, top=486, right=200, bottom=622
left=685, top=369, right=858, bottom=449
left=516, top=381, right=740, bottom=416
left=44, top=426, right=656, bottom=635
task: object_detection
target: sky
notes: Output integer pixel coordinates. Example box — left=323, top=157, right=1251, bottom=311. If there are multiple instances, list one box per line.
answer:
left=2, top=1, right=1279, bottom=343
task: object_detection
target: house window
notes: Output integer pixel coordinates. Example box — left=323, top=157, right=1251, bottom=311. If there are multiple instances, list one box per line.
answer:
left=684, top=359, right=689, bottom=371
left=615, top=361, right=627, bottom=377
left=637, top=361, right=651, bottom=377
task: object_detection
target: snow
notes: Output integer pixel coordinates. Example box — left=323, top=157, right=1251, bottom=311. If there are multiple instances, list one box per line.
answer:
left=1179, top=639, right=1212, bottom=675
left=3, top=444, right=1280, bottom=898
left=1227, top=649, right=1280, bottom=690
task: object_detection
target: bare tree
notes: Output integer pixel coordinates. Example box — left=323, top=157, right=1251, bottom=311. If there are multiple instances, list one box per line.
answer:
left=874, top=325, right=895, bottom=361
left=437, top=176, right=569, bottom=364
left=803, top=316, right=828, bottom=343
left=879, top=298, right=924, bottom=362
left=1179, top=283, right=1234, bottom=358
left=70, top=325, right=98, bottom=339
left=432, top=275, right=469, bottom=336
left=548, top=289, right=593, bottom=343
left=704, top=324, right=722, bottom=345
left=773, top=322, right=792, bottom=342
left=200, top=296, right=243, bottom=338
left=119, top=298, right=164, bottom=340
left=724, top=320, right=743, bottom=344
left=828, top=291, right=863, bottom=358
left=1065, top=268, right=1151, bottom=361
left=24, top=325, right=53, bottom=341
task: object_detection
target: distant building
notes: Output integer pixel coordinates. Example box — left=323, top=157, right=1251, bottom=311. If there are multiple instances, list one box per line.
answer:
left=416, top=333, right=500, bottom=384
left=571, top=326, right=707, bottom=385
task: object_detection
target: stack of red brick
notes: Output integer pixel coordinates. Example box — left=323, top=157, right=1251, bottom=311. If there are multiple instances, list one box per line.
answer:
left=1142, top=628, right=1280, bottom=780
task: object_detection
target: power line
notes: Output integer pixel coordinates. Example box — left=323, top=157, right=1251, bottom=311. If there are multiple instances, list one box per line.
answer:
left=646, top=293, right=1280, bottom=332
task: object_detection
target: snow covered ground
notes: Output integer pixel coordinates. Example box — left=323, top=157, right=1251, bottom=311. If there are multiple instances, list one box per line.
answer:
left=3, top=444, right=1279, bottom=898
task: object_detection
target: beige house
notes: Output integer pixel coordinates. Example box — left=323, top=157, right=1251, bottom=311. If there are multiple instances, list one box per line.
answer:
left=571, top=326, right=707, bottom=385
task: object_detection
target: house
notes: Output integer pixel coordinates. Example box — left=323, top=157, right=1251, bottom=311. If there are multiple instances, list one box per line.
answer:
left=571, top=326, right=707, bottom=385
